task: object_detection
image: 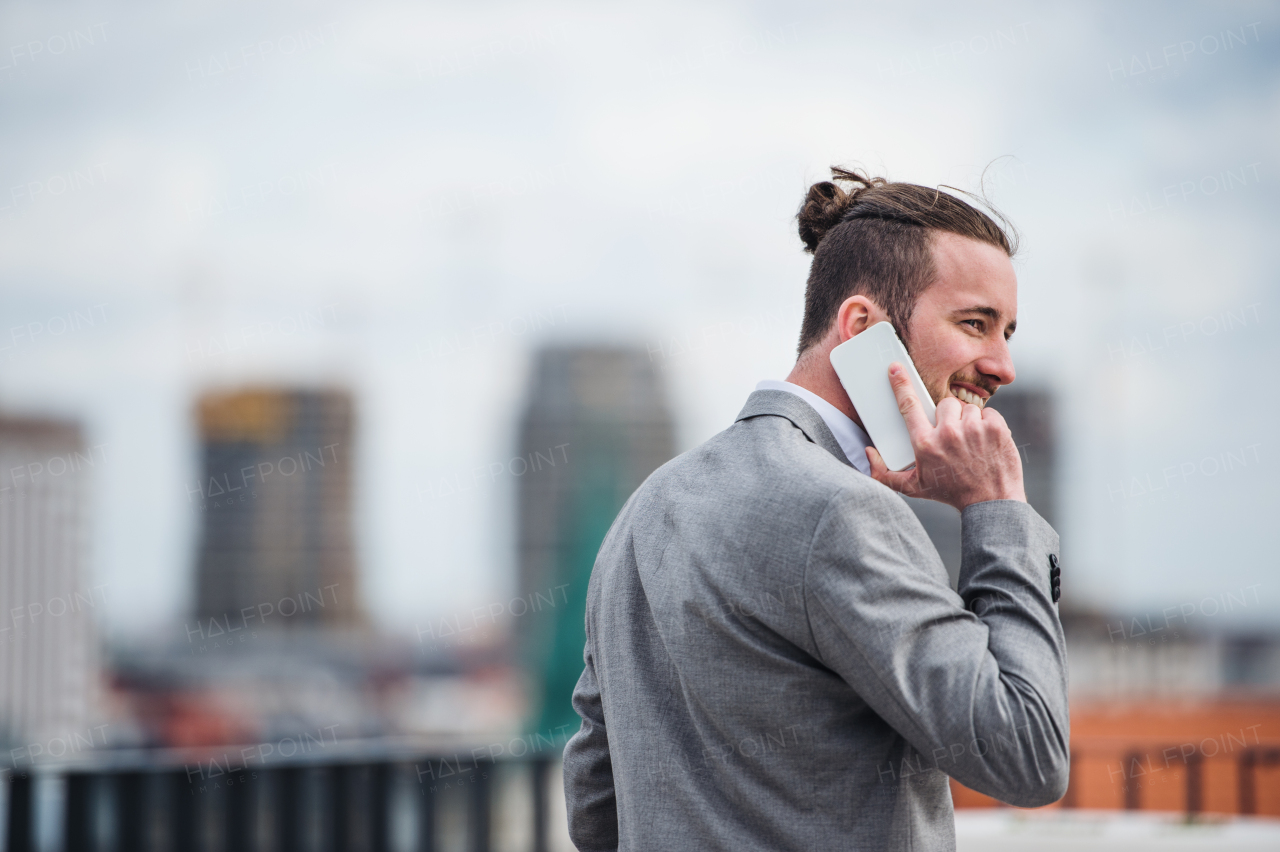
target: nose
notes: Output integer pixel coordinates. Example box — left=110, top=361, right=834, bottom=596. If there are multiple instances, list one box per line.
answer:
left=976, top=337, right=1016, bottom=388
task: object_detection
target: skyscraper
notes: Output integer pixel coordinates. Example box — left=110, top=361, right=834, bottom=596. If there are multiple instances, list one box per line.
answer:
left=0, top=416, right=102, bottom=748
left=516, top=346, right=676, bottom=734
left=903, top=387, right=1057, bottom=588
left=191, top=388, right=361, bottom=631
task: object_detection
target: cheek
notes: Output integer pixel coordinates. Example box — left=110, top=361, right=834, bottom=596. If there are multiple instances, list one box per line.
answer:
left=905, top=323, right=967, bottom=389
left=912, top=343, right=961, bottom=386
left=911, top=356, right=953, bottom=402
left=934, top=340, right=976, bottom=379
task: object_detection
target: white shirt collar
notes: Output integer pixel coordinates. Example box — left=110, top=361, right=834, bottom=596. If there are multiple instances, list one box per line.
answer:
left=754, top=380, right=872, bottom=475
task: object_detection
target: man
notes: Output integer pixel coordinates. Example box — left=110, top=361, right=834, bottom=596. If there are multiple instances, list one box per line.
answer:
left=562, top=168, right=1069, bottom=851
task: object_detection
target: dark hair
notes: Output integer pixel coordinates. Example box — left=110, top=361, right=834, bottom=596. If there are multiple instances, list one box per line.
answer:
left=795, top=166, right=1017, bottom=354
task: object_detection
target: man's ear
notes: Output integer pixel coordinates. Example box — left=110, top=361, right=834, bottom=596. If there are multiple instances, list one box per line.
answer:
left=835, top=296, right=883, bottom=343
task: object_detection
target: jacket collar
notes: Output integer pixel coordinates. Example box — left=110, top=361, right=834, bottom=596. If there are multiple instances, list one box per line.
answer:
left=734, top=390, right=853, bottom=468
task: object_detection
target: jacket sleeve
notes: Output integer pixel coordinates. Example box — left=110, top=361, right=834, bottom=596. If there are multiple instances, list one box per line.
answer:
left=804, top=491, right=1070, bottom=807
left=562, top=616, right=619, bottom=851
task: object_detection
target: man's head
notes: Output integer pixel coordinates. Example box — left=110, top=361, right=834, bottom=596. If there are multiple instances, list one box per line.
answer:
left=793, top=167, right=1019, bottom=412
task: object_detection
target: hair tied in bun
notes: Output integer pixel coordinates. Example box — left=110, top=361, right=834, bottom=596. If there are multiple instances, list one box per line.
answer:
left=796, top=167, right=887, bottom=253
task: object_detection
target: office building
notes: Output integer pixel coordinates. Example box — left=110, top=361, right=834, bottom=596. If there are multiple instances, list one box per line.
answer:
left=192, top=388, right=361, bottom=631
left=516, top=346, right=676, bottom=734
left=0, top=415, right=102, bottom=747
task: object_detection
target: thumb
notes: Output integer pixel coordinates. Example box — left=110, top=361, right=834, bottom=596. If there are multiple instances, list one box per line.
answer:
left=867, top=446, right=918, bottom=496
left=866, top=446, right=887, bottom=480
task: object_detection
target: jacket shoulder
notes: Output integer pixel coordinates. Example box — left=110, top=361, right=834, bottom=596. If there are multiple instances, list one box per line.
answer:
left=638, top=412, right=902, bottom=516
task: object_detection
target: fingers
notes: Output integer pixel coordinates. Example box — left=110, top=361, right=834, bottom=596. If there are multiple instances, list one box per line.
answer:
left=960, top=400, right=983, bottom=423
left=887, top=363, right=933, bottom=438
left=980, top=405, right=1008, bottom=428
left=867, top=446, right=918, bottom=495
left=935, top=395, right=963, bottom=423
left=978, top=405, right=1014, bottom=445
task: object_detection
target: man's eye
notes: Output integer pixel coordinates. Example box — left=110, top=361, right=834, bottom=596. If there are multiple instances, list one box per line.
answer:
left=962, top=319, right=984, bottom=331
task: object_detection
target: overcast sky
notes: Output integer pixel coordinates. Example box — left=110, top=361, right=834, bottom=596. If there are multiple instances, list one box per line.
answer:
left=1, top=0, right=1277, bottom=641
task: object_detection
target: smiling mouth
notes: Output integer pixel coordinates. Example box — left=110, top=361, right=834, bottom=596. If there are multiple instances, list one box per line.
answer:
left=950, top=385, right=988, bottom=408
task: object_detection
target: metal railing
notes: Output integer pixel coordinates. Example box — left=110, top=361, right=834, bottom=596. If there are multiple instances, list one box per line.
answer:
left=3, top=735, right=566, bottom=852
left=1057, top=738, right=1280, bottom=815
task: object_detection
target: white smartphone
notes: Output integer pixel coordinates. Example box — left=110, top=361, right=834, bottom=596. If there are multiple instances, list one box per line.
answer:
left=829, top=321, right=937, bottom=471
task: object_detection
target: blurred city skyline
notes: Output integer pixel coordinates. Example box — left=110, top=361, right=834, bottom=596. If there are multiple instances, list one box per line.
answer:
left=0, top=0, right=1276, bottom=641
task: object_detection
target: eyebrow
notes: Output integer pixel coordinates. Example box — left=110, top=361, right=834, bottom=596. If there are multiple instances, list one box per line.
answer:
left=956, top=305, right=1016, bottom=337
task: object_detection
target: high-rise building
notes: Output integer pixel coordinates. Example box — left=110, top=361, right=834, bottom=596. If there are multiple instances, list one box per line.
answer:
left=0, top=416, right=102, bottom=748
left=191, top=389, right=361, bottom=631
left=516, top=346, right=676, bottom=734
left=902, top=387, right=1057, bottom=588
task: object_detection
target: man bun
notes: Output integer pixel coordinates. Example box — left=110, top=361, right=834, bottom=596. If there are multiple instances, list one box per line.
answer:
left=796, top=167, right=887, bottom=254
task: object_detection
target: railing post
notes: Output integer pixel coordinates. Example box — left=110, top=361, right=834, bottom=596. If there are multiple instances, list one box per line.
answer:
left=1122, top=751, right=1141, bottom=810
left=531, top=755, right=551, bottom=852
left=468, top=762, right=491, bottom=852
left=1185, top=751, right=1203, bottom=815
left=274, top=767, right=303, bottom=852
left=417, top=764, right=436, bottom=852
left=1239, top=748, right=1257, bottom=815
left=6, top=774, right=33, bottom=852
left=370, top=764, right=391, bottom=852
left=168, top=769, right=199, bottom=851
left=329, top=764, right=351, bottom=852
left=225, top=770, right=254, bottom=851
left=117, top=771, right=148, bottom=852
left=65, top=774, right=94, bottom=852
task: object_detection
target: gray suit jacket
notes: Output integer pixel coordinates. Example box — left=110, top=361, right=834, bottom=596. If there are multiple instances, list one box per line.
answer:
left=562, top=390, right=1069, bottom=851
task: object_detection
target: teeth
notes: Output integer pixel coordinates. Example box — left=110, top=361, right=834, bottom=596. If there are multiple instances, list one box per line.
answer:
left=952, top=386, right=985, bottom=408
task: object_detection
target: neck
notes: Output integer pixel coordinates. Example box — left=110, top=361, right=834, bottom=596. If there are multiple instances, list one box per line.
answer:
left=784, top=344, right=865, bottom=430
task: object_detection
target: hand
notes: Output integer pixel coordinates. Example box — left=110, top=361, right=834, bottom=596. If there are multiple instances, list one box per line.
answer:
left=866, top=363, right=1026, bottom=510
